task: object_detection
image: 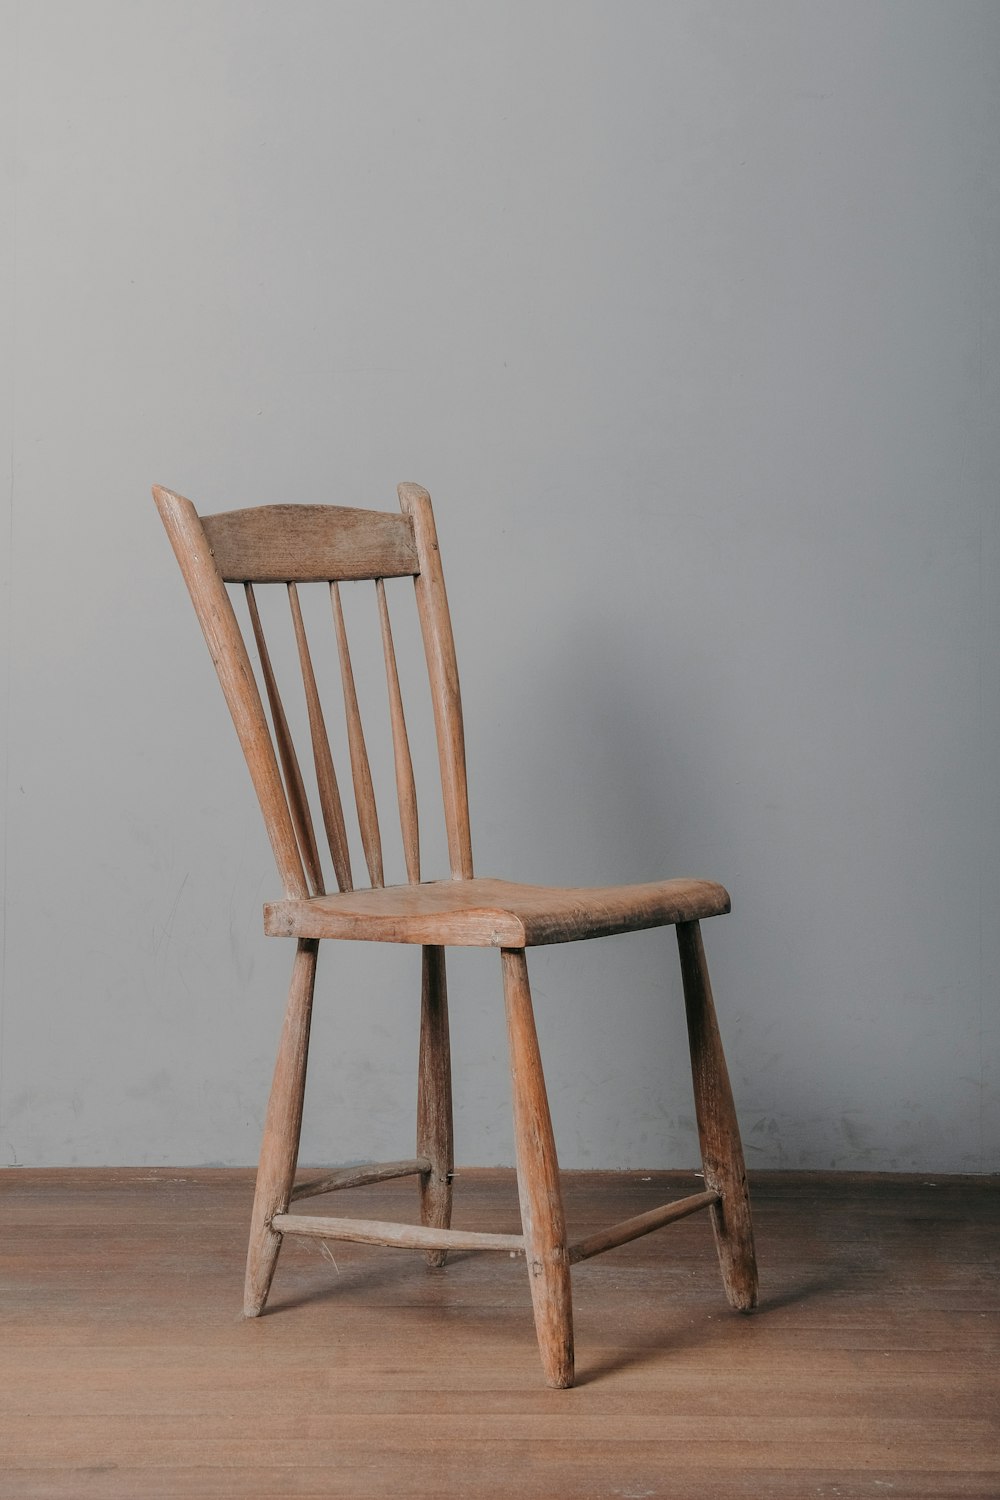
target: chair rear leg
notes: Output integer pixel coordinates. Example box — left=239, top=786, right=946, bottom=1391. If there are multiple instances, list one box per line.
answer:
left=244, top=937, right=319, bottom=1317
left=676, top=920, right=758, bottom=1312
left=501, top=948, right=574, bottom=1389
left=417, top=944, right=454, bottom=1267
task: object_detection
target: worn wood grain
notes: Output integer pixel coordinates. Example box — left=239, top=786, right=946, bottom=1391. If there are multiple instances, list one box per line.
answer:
left=330, top=581, right=384, bottom=888
left=245, top=582, right=325, bottom=896
left=397, top=482, right=473, bottom=880
left=152, top=486, right=307, bottom=898
left=202, top=504, right=419, bottom=582
left=377, top=577, right=421, bottom=885
left=289, top=1157, right=430, bottom=1203
left=502, top=949, right=574, bottom=1388
left=568, top=1188, right=719, bottom=1263
left=271, top=1212, right=525, bottom=1254
left=243, top=938, right=319, bottom=1316
left=416, top=945, right=454, bottom=1266
left=263, top=875, right=731, bottom=946
left=287, top=581, right=353, bottom=892
left=678, top=920, right=759, bottom=1312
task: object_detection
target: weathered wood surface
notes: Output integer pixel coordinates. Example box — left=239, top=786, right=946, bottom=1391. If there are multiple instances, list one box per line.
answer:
left=2, top=1169, right=997, bottom=1499
left=416, top=945, right=454, bottom=1266
left=245, top=582, right=326, bottom=896
left=290, top=1157, right=430, bottom=1203
left=202, top=503, right=419, bottom=582
left=678, top=920, right=759, bottom=1311
left=330, top=582, right=384, bottom=887
left=287, top=581, right=353, bottom=892
left=398, top=482, right=474, bottom=880
left=264, top=875, right=731, bottom=946
left=377, top=577, right=421, bottom=884
left=502, top=949, right=574, bottom=1388
left=271, top=1212, right=525, bottom=1254
left=243, top=938, right=319, bottom=1317
left=152, top=486, right=308, bottom=898
left=568, top=1188, right=719, bottom=1263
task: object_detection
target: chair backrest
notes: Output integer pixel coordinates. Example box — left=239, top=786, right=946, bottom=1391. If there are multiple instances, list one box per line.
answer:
left=153, top=482, right=473, bottom=899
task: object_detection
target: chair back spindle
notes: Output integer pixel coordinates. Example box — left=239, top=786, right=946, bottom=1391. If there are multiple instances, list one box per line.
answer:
left=330, top=581, right=384, bottom=889
left=377, top=577, right=420, bottom=885
left=286, top=582, right=353, bottom=893
left=245, top=582, right=326, bottom=897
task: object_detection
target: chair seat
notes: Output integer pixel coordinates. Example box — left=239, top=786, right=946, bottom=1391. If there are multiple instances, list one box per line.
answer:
left=263, top=875, right=731, bottom=948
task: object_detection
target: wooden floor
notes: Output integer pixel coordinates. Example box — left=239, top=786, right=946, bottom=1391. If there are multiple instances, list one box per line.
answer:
left=0, top=1169, right=997, bottom=1499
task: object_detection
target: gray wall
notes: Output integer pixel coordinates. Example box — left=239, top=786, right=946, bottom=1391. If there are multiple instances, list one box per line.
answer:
left=1, top=1, right=996, bottom=1172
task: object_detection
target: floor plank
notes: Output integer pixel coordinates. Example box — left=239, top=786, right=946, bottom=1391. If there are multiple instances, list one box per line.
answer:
left=0, top=1168, right=997, bottom=1498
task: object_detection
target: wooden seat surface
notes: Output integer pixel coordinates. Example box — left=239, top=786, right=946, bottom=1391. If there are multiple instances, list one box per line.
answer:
left=263, top=875, right=731, bottom=948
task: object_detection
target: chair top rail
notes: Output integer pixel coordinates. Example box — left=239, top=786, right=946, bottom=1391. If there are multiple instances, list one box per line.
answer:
left=202, top=504, right=419, bottom=583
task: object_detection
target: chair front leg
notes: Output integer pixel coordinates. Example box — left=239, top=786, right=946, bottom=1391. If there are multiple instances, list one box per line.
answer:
left=244, top=937, right=319, bottom=1317
left=501, top=948, right=574, bottom=1389
left=417, top=944, right=454, bottom=1267
left=676, top=920, right=758, bottom=1312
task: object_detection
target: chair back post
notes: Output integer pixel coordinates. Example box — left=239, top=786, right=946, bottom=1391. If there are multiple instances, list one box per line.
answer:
left=398, top=483, right=474, bottom=881
left=152, top=485, right=309, bottom=900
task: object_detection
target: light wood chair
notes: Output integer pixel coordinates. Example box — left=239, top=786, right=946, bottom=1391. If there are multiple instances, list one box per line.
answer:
left=153, top=481, right=757, bottom=1388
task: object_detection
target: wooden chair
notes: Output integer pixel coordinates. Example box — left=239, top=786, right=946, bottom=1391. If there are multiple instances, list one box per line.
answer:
left=153, top=481, right=757, bottom=1388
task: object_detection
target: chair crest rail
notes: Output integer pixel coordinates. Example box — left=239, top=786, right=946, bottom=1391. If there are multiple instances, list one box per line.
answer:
left=202, top=504, right=419, bottom=582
